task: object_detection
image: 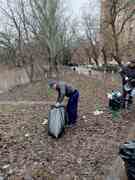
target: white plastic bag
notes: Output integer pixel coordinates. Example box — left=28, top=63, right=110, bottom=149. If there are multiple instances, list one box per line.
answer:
left=48, top=105, right=65, bottom=138
left=131, top=88, right=135, bottom=97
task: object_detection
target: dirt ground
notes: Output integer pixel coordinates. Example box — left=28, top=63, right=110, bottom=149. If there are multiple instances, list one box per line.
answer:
left=0, top=71, right=134, bottom=180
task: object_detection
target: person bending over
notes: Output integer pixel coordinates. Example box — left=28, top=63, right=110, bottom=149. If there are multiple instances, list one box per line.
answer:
left=48, top=80, right=79, bottom=127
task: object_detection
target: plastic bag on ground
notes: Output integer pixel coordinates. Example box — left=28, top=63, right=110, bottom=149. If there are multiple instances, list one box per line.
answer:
left=119, top=140, right=135, bottom=180
left=108, top=91, right=122, bottom=111
left=93, top=110, right=103, bottom=116
left=48, top=105, right=65, bottom=138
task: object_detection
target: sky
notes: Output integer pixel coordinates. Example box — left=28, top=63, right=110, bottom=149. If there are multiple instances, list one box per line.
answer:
left=68, top=0, right=89, bottom=18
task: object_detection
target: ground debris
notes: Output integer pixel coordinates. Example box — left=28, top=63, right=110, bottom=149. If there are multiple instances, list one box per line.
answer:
left=0, top=72, right=134, bottom=179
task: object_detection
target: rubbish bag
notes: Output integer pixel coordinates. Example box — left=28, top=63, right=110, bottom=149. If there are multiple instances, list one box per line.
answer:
left=119, top=140, right=135, bottom=180
left=48, top=105, right=65, bottom=138
left=108, top=90, right=122, bottom=111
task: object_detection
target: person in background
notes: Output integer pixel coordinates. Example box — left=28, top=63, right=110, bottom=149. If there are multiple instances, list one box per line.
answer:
left=120, top=59, right=135, bottom=108
left=48, top=80, right=80, bottom=127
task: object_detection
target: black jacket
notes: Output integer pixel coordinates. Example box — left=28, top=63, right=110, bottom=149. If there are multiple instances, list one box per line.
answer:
left=120, top=65, right=135, bottom=87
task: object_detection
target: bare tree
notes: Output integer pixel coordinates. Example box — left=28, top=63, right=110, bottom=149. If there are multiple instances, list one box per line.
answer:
left=0, top=0, right=79, bottom=79
left=0, top=29, right=16, bottom=64
left=81, top=0, right=101, bottom=66
left=101, top=46, right=108, bottom=66
left=28, top=0, right=74, bottom=77
left=0, top=0, right=38, bottom=81
left=101, top=0, right=135, bottom=66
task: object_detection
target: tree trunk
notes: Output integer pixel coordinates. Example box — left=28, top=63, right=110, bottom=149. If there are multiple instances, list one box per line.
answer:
left=29, top=60, right=34, bottom=82
left=112, top=54, right=122, bottom=67
left=24, top=55, right=34, bottom=82
left=48, top=55, right=54, bottom=79
left=54, top=60, right=60, bottom=80
left=111, top=23, right=122, bottom=67
left=48, top=54, right=60, bottom=79
left=48, top=64, right=53, bottom=78
left=93, top=57, right=99, bottom=66
left=102, top=47, right=108, bottom=66
left=88, top=57, right=92, bottom=64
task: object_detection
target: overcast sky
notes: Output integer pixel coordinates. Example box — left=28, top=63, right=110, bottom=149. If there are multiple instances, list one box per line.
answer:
left=68, top=0, right=89, bottom=18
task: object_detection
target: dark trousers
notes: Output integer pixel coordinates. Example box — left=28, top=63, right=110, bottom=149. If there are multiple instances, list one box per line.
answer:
left=122, top=89, right=133, bottom=108
left=121, top=78, right=133, bottom=108
left=67, top=90, right=79, bottom=125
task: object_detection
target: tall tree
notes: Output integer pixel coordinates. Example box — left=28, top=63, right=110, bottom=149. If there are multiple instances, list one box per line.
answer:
left=29, top=0, right=73, bottom=75
left=101, top=0, right=135, bottom=66
left=0, top=0, right=38, bottom=81
left=81, top=0, right=101, bottom=66
left=0, top=0, right=76, bottom=79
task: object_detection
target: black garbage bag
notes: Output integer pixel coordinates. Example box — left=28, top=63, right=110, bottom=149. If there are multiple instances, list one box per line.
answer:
left=108, top=90, right=123, bottom=111
left=119, top=140, right=135, bottom=180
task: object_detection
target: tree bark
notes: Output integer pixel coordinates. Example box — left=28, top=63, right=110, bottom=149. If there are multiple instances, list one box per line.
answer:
left=111, top=23, right=122, bottom=67
left=24, top=55, right=34, bottom=82
left=93, top=57, right=99, bottom=67
left=101, top=47, right=108, bottom=66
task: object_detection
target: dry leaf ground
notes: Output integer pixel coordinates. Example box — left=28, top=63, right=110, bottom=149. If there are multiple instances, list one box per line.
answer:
left=0, top=71, right=134, bottom=180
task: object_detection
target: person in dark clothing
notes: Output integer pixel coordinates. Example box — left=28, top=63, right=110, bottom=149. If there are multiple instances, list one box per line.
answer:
left=48, top=80, right=79, bottom=126
left=120, top=60, right=135, bottom=108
